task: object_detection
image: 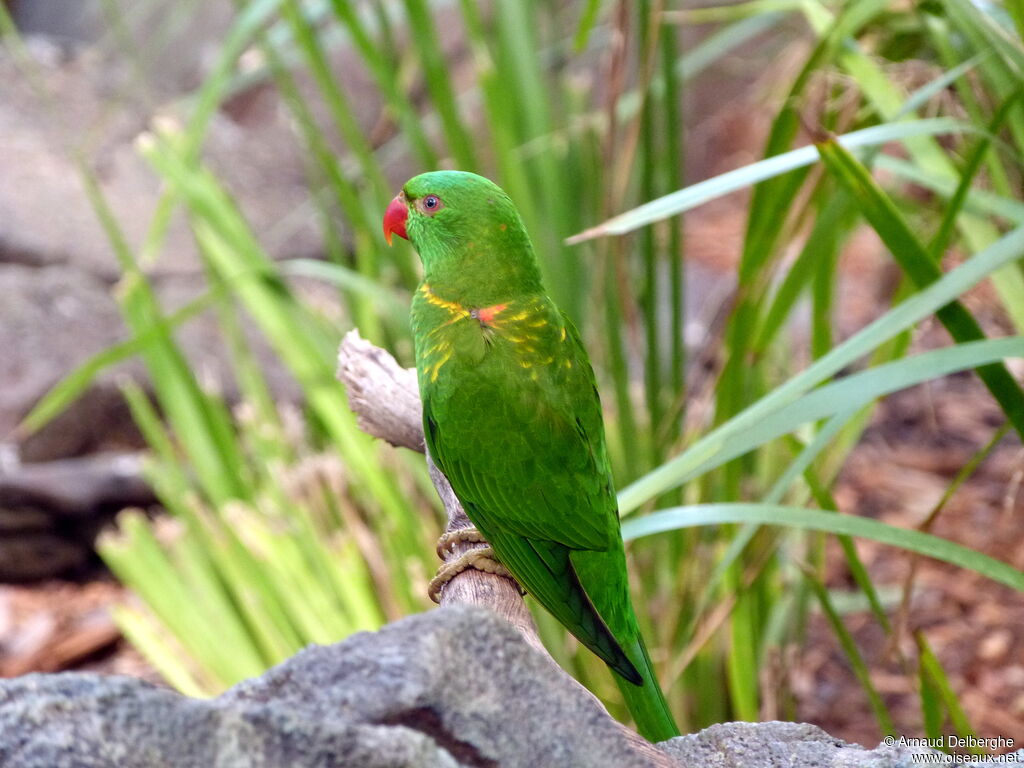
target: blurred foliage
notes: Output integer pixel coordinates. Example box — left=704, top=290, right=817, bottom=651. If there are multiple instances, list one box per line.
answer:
left=4, top=0, right=1024, bottom=742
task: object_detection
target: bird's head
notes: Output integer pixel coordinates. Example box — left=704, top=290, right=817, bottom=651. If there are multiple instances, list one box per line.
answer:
left=383, top=170, right=541, bottom=298
left=383, top=170, right=523, bottom=248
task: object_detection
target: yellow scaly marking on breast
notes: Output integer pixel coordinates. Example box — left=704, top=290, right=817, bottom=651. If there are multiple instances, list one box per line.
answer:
left=421, top=284, right=473, bottom=342
left=421, top=283, right=471, bottom=321
left=419, top=285, right=467, bottom=378
left=423, top=339, right=452, bottom=360
left=427, top=347, right=454, bottom=381
left=418, top=287, right=562, bottom=376
left=423, top=338, right=453, bottom=381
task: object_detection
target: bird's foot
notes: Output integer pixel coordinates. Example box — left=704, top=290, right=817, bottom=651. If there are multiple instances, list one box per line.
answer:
left=429, top=527, right=523, bottom=603
left=435, top=526, right=488, bottom=559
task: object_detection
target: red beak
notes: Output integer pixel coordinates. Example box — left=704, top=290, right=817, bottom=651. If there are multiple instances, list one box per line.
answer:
left=383, top=195, right=408, bottom=245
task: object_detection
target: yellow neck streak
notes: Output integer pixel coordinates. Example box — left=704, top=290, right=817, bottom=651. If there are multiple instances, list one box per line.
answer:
left=420, top=283, right=471, bottom=321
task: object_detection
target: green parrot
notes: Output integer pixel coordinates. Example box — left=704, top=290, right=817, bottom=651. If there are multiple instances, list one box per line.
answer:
left=384, top=170, right=679, bottom=742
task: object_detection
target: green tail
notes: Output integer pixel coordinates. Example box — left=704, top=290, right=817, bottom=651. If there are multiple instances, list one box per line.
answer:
left=616, top=635, right=680, bottom=743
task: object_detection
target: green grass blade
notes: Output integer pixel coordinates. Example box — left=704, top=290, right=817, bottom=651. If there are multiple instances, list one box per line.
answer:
left=280, top=0, right=389, bottom=199
left=110, top=605, right=209, bottom=697
left=817, top=137, right=1024, bottom=441
left=401, top=0, right=477, bottom=169
left=618, top=224, right=1024, bottom=512
left=919, top=651, right=945, bottom=743
left=81, top=160, right=248, bottom=504
left=328, top=0, right=437, bottom=166
left=916, top=632, right=982, bottom=754
left=567, top=118, right=972, bottom=243
left=623, top=504, right=1024, bottom=592
left=802, top=565, right=896, bottom=736
left=874, top=155, right=1024, bottom=227
left=573, top=0, right=603, bottom=52
left=675, top=338, right=1023, bottom=486
left=927, top=87, right=1024, bottom=257
left=684, top=409, right=857, bottom=635
left=279, top=259, right=410, bottom=324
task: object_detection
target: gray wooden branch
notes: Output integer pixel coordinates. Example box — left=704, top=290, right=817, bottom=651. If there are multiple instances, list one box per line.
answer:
left=336, top=329, right=672, bottom=766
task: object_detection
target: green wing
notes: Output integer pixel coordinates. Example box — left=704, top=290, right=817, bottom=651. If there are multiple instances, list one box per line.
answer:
left=424, top=312, right=617, bottom=547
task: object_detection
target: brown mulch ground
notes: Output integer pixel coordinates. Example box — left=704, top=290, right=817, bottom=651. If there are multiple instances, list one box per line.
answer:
left=789, top=240, right=1024, bottom=750
left=0, top=577, right=155, bottom=681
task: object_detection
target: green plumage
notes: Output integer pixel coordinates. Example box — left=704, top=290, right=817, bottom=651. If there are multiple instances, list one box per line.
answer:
left=396, top=170, right=679, bottom=742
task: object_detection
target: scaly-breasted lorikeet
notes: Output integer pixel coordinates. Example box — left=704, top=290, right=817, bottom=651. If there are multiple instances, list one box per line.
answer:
left=384, top=170, right=679, bottom=742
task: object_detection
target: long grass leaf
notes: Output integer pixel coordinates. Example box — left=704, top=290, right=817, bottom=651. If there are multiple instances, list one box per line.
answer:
left=567, top=118, right=972, bottom=243
left=618, top=224, right=1024, bottom=512
left=916, top=632, right=982, bottom=754
left=802, top=565, right=896, bottom=736
left=817, top=138, right=1024, bottom=441
left=401, top=0, right=477, bottom=169
left=670, top=338, right=1023, bottom=488
left=623, top=504, right=1024, bottom=592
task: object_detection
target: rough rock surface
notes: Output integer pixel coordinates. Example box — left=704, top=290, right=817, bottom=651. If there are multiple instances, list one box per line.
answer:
left=0, top=39, right=314, bottom=459
left=0, top=452, right=155, bottom=581
left=660, top=721, right=945, bottom=768
left=0, top=605, right=949, bottom=768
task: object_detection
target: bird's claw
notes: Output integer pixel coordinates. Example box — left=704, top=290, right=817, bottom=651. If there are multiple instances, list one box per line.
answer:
left=429, top=534, right=524, bottom=603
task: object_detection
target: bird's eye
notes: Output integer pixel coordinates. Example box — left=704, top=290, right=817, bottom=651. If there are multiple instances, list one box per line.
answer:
left=423, top=194, right=441, bottom=211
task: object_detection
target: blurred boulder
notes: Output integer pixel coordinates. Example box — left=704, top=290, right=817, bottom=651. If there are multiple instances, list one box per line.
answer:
left=0, top=34, right=320, bottom=281
left=0, top=30, right=324, bottom=580
left=0, top=264, right=137, bottom=461
left=11, top=0, right=102, bottom=45
left=0, top=34, right=320, bottom=465
left=0, top=451, right=154, bottom=581
left=0, top=605, right=948, bottom=767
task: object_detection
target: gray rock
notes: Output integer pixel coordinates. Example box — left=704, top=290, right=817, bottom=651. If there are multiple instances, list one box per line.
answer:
left=0, top=33, right=340, bottom=466
left=0, top=605, right=946, bottom=768
left=660, top=721, right=937, bottom=767
left=0, top=606, right=650, bottom=767
left=0, top=28, right=320, bottom=280
left=0, top=452, right=155, bottom=580
left=0, top=264, right=136, bottom=461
